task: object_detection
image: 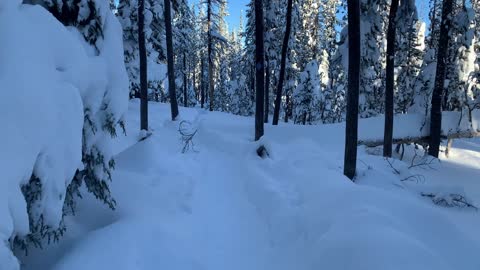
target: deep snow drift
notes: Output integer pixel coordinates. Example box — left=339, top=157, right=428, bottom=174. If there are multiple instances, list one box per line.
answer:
left=18, top=100, right=480, bottom=270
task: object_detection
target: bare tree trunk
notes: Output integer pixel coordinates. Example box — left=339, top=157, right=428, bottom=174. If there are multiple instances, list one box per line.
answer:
left=255, top=0, right=265, bottom=141
left=264, top=54, right=270, bottom=123
left=344, top=0, right=360, bottom=180
left=183, top=52, right=188, bottom=107
left=200, top=58, right=205, bottom=108
left=138, top=0, right=148, bottom=131
left=383, top=0, right=399, bottom=157
left=272, top=0, right=293, bottom=125
left=207, top=0, right=214, bottom=112
left=429, top=0, right=454, bottom=157
left=164, top=0, right=179, bottom=120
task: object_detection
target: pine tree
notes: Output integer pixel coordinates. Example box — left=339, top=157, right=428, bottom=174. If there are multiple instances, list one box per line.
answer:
left=444, top=5, right=478, bottom=117
left=358, top=0, right=388, bottom=117
left=344, top=0, right=360, bottom=180
left=139, top=0, right=149, bottom=130
left=293, top=60, right=321, bottom=124
left=18, top=0, right=127, bottom=248
left=429, top=0, right=455, bottom=157
left=383, top=0, right=400, bottom=157
left=395, top=0, right=425, bottom=113
left=254, top=0, right=265, bottom=141
left=164, top=0, right=179, bottom=120
left=272, top=0, right=293, bottom=125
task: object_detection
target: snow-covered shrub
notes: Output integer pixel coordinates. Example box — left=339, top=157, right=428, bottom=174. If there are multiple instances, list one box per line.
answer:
left=0, top=0, right=128, bottom=268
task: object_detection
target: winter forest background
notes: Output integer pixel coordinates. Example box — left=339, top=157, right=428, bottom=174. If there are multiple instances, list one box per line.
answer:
left=1, top=0, right=480, bottom=269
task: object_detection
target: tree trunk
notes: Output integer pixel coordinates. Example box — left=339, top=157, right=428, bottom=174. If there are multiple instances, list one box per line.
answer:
left=264, top=54, right=270, bottom=123
left=429, top=0, right=454, bottom=157
left=383, top=0, right=399, bottom=157
left=284, top=92, right=290, bottom=123
left=207, top=0, right=214, bottom=112
left=272, top=0, right=293, bottom=125
left=138, top=0, right=148, bottom=131
left=201, top=58, right=205, bottom=108
left=164, top=0, right=179, bottom=120
left=254, top=0, right=265, bottom=141
left=344, top=0, right=361, bottom=180
left=183, top=52, right=188, bottom=107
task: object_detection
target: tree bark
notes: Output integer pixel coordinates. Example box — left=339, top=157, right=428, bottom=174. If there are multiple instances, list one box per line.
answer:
left=255, top=0, right=265, bottom=141
left=383, top=0, right=399, bottom=157
left=164, top=0, right=179, bottom=120
left=138, top=0, right=148, bottom=131
left=201, top=58, right=205, bottom=108
left=264, top=54, right=270, bottom=123
left=344, top=0, right=360, bottom=180
left=272, top=0, right=293, bottom=125
left=207, top=0, right=215, bottom=111
left=183, top=52, right=188, bottom=107
left=429, top=0, right=454, bottom=157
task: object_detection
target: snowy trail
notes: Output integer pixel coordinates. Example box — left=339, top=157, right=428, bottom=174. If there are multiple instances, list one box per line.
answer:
left=19, top=102, right=480, bottom=270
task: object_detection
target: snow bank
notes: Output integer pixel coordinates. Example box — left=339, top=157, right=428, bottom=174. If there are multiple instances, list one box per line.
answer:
left=0, top=2, right=128, bottom=269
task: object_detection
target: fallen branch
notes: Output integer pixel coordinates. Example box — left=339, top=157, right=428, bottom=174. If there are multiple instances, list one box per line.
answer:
left=359, top=131, right=480, bottom=148
left=421, top=192, right=478, bottom=210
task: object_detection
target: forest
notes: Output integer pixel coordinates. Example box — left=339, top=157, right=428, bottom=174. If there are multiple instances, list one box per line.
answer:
left=0, top=0, right=479, bottom=269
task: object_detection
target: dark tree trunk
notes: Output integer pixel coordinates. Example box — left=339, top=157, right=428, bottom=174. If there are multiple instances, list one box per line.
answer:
left=183, top=52, right=188, bottom=107
left=255, top=0, right=265, bottom=141
left=164, top=0, right=179, bottom=120
left=344, top=0, right=360, bottom=180
left=207, top=0, right=214, bottom=111
left=383, top=0, right=399, bottom=157
left=429, top=0, right=454, bottom=157
left=264, top=54, right=270, bottom=123
left=201, top=58, right=205, bottom=108
left=138, top=0, right=148, bottom=131
left=272, top=0, right=293, bottom=125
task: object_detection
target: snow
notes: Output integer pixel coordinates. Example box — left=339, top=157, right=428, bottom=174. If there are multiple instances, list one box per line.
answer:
left=0, top=2, right=128, bottom=270
left=0, top=3, right=84, bottom=269
left=17, top=101, right=480, bottom=270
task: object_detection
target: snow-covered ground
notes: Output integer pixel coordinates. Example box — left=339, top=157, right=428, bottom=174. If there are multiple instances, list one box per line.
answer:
left=18, top=100, right=480, bottom=270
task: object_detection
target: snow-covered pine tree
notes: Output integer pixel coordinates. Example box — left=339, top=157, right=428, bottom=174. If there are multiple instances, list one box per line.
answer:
left=318, top=0, right=340, bottom=123
left=358, top=0, right=388, bottom=117
left=426, top=0, right=442, bottom=50
left=333, top=0, right=388, bottom=118
left=394, top=0, right=425, bottom=113
left=17, top=0, right=128, bottom=249
left=444, top=5, right=478, bottom=117
left=118, top=0, right=166, bottom=100
left=201, top=0, right=228, bottom=111
left=174, top=1, right=196, bottom=107
left=329, top=27, right=348, bottom=123
left=293, top=60, right=321, bottom=124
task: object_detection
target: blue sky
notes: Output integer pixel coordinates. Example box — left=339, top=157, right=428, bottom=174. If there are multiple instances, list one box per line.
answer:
left=196, top=0, right=430, bottom=33
left=223, top=0, right=249, bottom=31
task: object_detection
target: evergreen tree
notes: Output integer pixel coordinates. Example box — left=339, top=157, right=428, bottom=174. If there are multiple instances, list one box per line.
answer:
left=18, top=0, right=127, bottom=248
left=429, top=0, right=455, bottom=157
left=293, top=60, right=321, bottom=124
left=383, top=0, right=400, bottom=157
left=344, top=0, right=360, bottom=180
left=254, top=0, right=265, bottom=141
left=444, top=5, right=478, bottom=117
left=395, top=0, right=425, bottom=113
left=164, top=0, right=179, bottom=120
left=272, top=0, right=294, bottom=125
